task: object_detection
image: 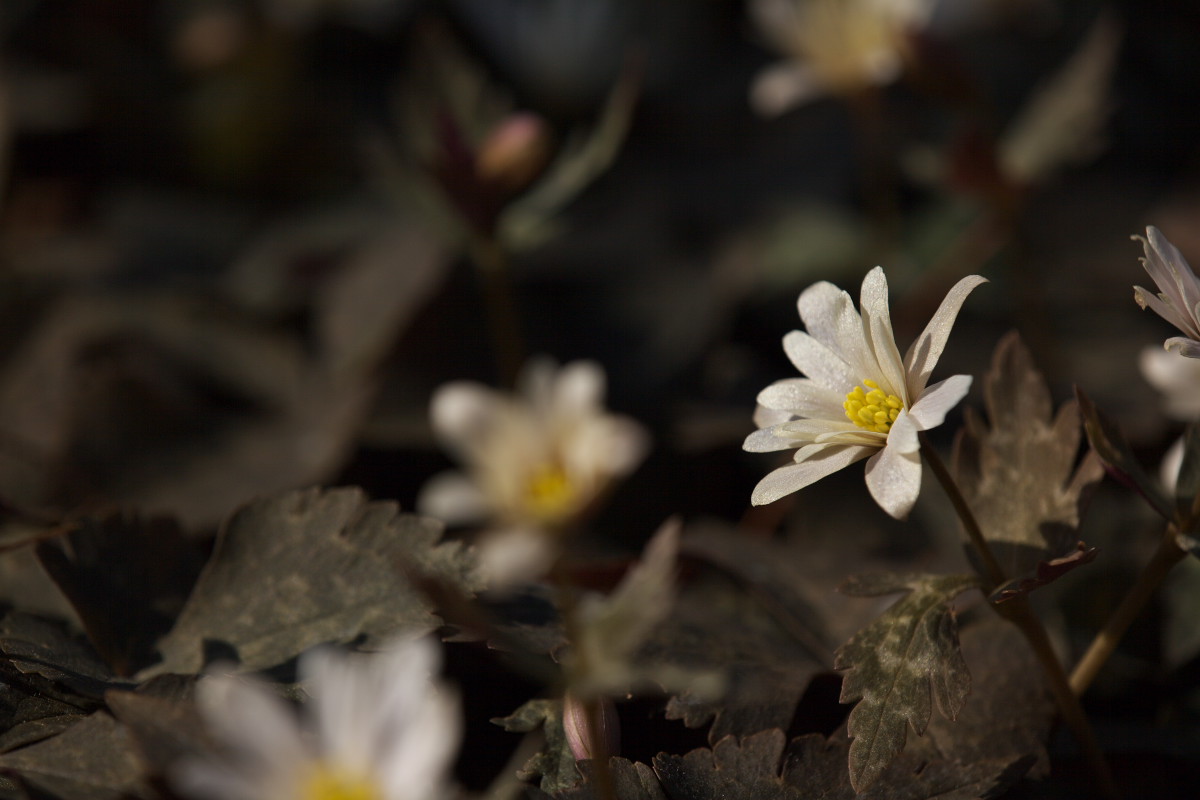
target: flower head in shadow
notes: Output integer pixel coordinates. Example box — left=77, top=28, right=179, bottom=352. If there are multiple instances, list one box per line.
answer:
left=1133, top=226, right=1200, bottom=358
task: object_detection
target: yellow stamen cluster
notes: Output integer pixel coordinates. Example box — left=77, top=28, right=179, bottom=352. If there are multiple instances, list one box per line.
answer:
left=524, top=464, right=577, bottom=523
left=302, top=764, right=380, bottom=800
left=844, top=379, right=903, bottom=434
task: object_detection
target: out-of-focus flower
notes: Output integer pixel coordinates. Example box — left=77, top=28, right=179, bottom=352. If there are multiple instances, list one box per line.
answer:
left=173, top=637, right=460, bottom=800
left=745, top=267, right=984, bottom=518
left=419, top=359, right=648, bottom=585
left=1133, top=226, right=1200, bottom=358
left=1141, top=347, right=1200, bottom=420
left=562, top=692, right=621, bottom=761
left=748, top=0, right=933, bottom=114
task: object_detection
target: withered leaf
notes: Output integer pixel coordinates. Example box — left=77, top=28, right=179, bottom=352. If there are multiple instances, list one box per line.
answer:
left=0, top=712, right=150, bottom=800
left=141, top=487, right=482, bottom=678
left=990, top=542, right=1099, bottom=604
left=105, top=683, right=213, bottom=780
left=652, top=729, right=1026, bottom=800
left=1076, top=385, right=1173, bottom=520
left=954, top=333, right=1104, bottom=583
left=835, top=573, right=979, bottom=791
left=492, top=698, right=581, bottom=794
left=554, top=758, right=667, bottom=800
left=35, top=512, right=206, bottom=677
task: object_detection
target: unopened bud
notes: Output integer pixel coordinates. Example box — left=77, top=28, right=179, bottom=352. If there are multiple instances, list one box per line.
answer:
left=562, top=693, right=620, bottom=762
left=475, top=113, right=552, bottom=195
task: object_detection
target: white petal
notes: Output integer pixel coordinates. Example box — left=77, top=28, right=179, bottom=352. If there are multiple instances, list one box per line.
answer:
left=757, top=378, right=846, bottom=418
left=598, top=418, right=650, bottom=475
left=194, top=673, right=308, bottom=775
left=753, top=404, right=794, bottom=428
left=1134, top=285, right=1194, bottom=334
left=749, top=61, right=825, bottom=117
left=907, top=374, right=972, bottom=430
left=553, top=360, right=606, bottom=417
left=796, top=284, right=880, bottom=383
left=903, top=275, right=987, bottom=398
left=1140, top=346, right=1200, bottom=418
left=1165, top=336, right=1200, bottom=358
left=430, top=383, right=504, bottom=452
left=416, top=472, right=491, bottom=525
left=750, top=444, right=874, bottom=505
left=743, top=425, right=802, bottom=452
left=782, top=330, right=858, bottom=391
left=865, top=423, right=923, bottom=519
left=380, top=688, right=461, bottom=800
left=858, top=268, right=907, bottom=400
left=1147, top=227, right=1200, bottom=331
left=1160, top=436, right=1185, bottom=494
left=517, top=357, right=558, bottom=413
left=477, top=527, right=557, bottom=587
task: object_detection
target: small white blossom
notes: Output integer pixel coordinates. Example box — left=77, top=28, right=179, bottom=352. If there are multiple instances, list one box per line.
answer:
left=1133, top=226, right=1200, bottom=358
left=419, top=359, right=648, bottom=585
left=745, top=267, right=984, bottom=519
left=173, top=636, right=460, bottom=800
left=1141, top=346, right=1200, bottom=421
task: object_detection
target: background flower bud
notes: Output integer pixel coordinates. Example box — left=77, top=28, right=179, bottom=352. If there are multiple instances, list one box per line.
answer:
left=562, top=693, right=620, bottom=762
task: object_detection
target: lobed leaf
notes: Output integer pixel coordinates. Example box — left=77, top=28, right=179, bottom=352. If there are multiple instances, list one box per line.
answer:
left=953, top=332, right=1104, bottom=585
left=834, top=573, right=979, bottom=792
left=140, top=486, right=483, bottom=678
left=1076, top=385, right=1173, bottom=520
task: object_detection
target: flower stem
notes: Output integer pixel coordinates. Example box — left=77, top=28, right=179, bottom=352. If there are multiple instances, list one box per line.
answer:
left=470, top=234, right=524, bottom=388
left=919, top=432, right=1120, bottom=800
left=1070, top=525, right=1187, bottom=695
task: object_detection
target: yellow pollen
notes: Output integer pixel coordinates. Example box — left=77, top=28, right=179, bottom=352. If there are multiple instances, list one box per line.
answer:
left=524, top=464, right=577, bottom=522
left=302, top=764, right=380, bottom=800
left=843, top=379, right=903, bottom=434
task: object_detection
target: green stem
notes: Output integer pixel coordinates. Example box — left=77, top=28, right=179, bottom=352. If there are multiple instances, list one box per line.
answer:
left=1070, top=526, right=1187, bottom=695
left=919, top=433, right=1120, bottom=800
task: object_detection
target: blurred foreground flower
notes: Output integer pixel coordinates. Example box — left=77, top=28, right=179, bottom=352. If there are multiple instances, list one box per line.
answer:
left=745, top=267, right=984, bottom=518
left=1141, top=346, right=1200, bottom=420
left=749, top=0, right=932, bottom=114
left=1133, top=226, right=1200, bottom=358
left=420, top=359, right=648, bottom=585
left=173, top=636, right=460, bottom=800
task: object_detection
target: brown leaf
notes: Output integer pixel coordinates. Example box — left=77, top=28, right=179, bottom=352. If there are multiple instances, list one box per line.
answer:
left=990, top=542, right=1100, bottom=604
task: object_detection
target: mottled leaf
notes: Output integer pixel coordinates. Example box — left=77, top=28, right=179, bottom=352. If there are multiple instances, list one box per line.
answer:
left=953, top=333, right=1104, bottom=583
left=141, top=487, right=482, bottom=677
left=1076, top=385, right=1173, bottom=520
left=492, top=698, right=581, bottom=794
left=835, top=573, right=979, bottom=791
left=35, top=512, right=205, bottom=677
left=652, top=729, right=1026, bottom=800
left=554, top=758, right=667, bottom=800
left=0, top=712, right=150, bottom=800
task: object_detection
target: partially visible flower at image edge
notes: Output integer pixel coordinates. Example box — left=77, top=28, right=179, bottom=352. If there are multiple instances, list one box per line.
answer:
left=1133, top=225, right=1200, bottom=358
left=171, top=636, right=460, bottom=800
left=419, top=358, right=649, bottom=585
left=745, top=267, right=985, bottom=519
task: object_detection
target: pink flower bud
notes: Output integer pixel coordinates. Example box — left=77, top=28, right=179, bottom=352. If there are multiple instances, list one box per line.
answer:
left=562, top=693, right=620, bottom=762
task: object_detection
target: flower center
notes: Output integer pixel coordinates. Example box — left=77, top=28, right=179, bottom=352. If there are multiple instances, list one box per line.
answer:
left=524, top=464, right=577, bottom=522
left=843, top=379, right=903, bottom=434
left=302, top=764, right=380, bottom=800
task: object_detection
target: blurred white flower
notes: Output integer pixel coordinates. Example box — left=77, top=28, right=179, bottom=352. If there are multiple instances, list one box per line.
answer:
left=1134, top=226, right=1200, bottom=358
left=1141, top=347, right=1200, bottom=420
left=173, top=636, right=460, bottom=800
left=745, top=267, right=984, bottom=518
left=419, top=359, right=648, bottom=585
left=748, top=0, right=933, bottom=114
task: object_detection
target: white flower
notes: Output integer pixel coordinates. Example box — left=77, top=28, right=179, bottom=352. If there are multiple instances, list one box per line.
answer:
left=748, top=0, right=933, bottom=115
left=173, top=636, right=460, bottom=800
left=419, top=358, right=648, bottom=585
left=745, top=267, right=984, bottom=519
left=1140, top=346, right=1200, bottom=420
left=1133, top=226, right=1200, bottom=358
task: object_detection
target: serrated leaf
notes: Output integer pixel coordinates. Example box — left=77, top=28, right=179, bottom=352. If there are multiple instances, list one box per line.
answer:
left=990, top=542, right=1099, bottom=604
left=652, top=728, right=1027, bottom=800
left=953, top=333, right=1104, bottom=584
left=140, top=487, right=482, bottom=678
left=492, top=698, right=581, bottom=794
left=0, top=712, right=151, bottom=800
left=1076, top=385, right=1173, bottom=520
left=554, top=758, right=667, bottom=800
left=834, top=573, right=979, bottom=792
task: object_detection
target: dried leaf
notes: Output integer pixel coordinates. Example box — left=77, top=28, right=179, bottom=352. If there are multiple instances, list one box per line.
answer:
left=990, top=542, right=1100, bottom=604
left=652, top=729, right=1025, bottom=800
left=35, top=512, right=206, bottom=677
left=555, top=758, right=666, bottom=800
left=493, top=698, right=581, bottom=794
left=954, top=333, right=1104, bottom=582
left=141, top=487, right=482, bottom=678
left=834, top=573, right=979, bottom=791
left=1076, top=385, right=1173, bottom=520
left=0, top=712, right=150, bottom=800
